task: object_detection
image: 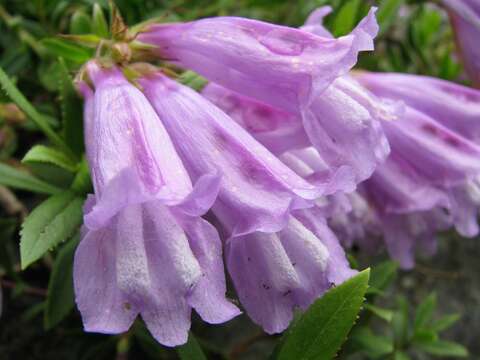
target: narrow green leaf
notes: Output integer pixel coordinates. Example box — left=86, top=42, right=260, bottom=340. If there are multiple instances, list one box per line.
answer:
left=412, top=329, right=438, bottom=344
left=92, top=3, right=109, bottom=38
left=394, top=351, right=411, bottom=360
left=332, top=0, right=361, bottom=37
left=430, top=314, right=461, bottom=332
left=70, top=11, right=92, bottom=35
left=369, top=260, right=398, bottom=292
left=417, top=340, right=469, bottom=357
left=275, top=269, right=370, bottom=360
left=414, top=293, right=436, bottom=331
left=58, top=58, right=85, bottom=156
left=71, top=159, right=92, bottom=195
left=0, top=162, right=62, bottom=194
left=177, top=333, right=208, bottom=360
left=351, top=327, right=393, bottom=358
left=44, top=233, right=79, bottom=329
left=178, top=71, right=208, bottom=91
left=364, top=303, right=394, bottom=322
left=20, top=191, right=84, bottom=269
left=40, top=38, right=92, bottom=63
left=23, top=145, right=78, bottom=172
left=0, top=67, right=73, bottom=157
left=377, top=0, right=405, bottom=36
left=392, top=296, right=409, bottom=347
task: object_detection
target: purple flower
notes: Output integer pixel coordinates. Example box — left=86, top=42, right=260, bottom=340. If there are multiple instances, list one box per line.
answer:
left=442, top=0, right=480, bottom=86
left=201, top=8, right=391, bottom=187
left=135, top=71, right=357, bottom=333
left=74, top=61, right=239, bottom=347
left=225, top=214, right=356, bottom=333
left=138, top=8, right=378, bottom=114
left=355, top=72, right=480, bottom=142
left=322, top=74, right=480, bottom=268
left=203, top=74, right=392, bottom=190
left=138, top=72, right=322, bottom=236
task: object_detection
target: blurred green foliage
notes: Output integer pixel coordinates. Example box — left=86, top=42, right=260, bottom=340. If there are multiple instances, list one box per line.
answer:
left=0, top=0, right=470, bottom=359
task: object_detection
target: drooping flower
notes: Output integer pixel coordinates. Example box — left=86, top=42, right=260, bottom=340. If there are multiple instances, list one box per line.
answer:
left=138, top=71, right=323, bottom=236
left=355, top=72, right=480, bottom=142
left=441, top=0, right=480, bottom=86
left=202, top=8, right=391, bottom=188
left=138, top=8, right=379, bottom=114
left=74, top=61, right=239, bottom=347
left=136, top=70, right=356, bottom=333
left=329, top=74, right=480, bottom=268
left=224, top=214, right=356, bottom=333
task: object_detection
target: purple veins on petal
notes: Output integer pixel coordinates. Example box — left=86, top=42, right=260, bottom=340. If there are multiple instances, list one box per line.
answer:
left=139, top=72, right=322, bottom=236
left=138, top=8, right=379, bottom=114
left=225, top=215, right=354, bottom=333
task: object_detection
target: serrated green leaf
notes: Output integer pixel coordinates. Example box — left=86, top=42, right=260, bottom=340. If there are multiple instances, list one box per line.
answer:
left=41, top=38, right=92, bottom=63
left=332, top=0, right=361, bottom=37
left=0, top=162, right=62, bottom=194
left=71, top=159, right=92, bottom=195
left=417, top=340, right=468, bottom=357
left=275, top=269, right=370, bottom=360
left=23, top=145, right=78, bottom=172
left=430, top=314, right=461, bottom=332
left=177, top=333, right=208, bottom=360
left=0, top=67, right=72, bottom=156
left=414, top=293, right=436, bottom=331
left=20, top=191, right=84, bottom=269
left=364, top=303, right=394, bottom=322
left=44, top=233, right=79, bottom=329
left=93, top=3, right=109, bottom=38
left=58, top=58, right=85, bottom=156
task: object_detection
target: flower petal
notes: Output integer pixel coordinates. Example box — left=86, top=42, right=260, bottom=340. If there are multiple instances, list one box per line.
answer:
left=140, top=73, right=321, bottom=236
left=139, top=8, right=378, bottom=113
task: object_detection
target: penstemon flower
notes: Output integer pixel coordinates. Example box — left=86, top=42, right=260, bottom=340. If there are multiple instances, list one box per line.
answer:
left=138, top=8, right=379, bottom=114
left=138, top=71, right=322, bottom=236
left=74, top=61, right=239, bottom=347
left=202, top=7, right=391, bottom=189
left=354, top=72, right=480, bottom=142
left=441, top=0, right=480, bottom=86
left=136, top=70, right=356, bottom=333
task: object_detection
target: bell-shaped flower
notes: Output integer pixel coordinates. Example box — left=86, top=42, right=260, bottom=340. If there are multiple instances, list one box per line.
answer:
left=138, top=8, right=379, bottom=114
left=323, top=103, right=480, bottom=268
left=74, top=61, right=239, bottom=347
left=224, top=213, right=355, bottom=334
left=442, top=0, right=480, bottom=86
left=138, top=72, right=322, bottom=236
left=203, top=74, right=392, bottom=190
left=355, top=72, right=480, bottom=142
left=201, top=7, right=391, bottom=188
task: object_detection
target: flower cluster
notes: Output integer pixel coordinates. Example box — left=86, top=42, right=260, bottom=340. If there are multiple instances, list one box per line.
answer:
left=74, top=4, right=480, bottom=347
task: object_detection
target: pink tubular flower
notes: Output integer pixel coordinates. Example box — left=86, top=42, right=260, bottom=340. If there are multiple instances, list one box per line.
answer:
left=136, top=70, right=356, bottom=334
left=355, top=72, right=480, bottom=142
left=138, top=8, right=379, bottom=114
left=202, top=7, right=391, bottom=187
left=138, top=72, right=322, bottom=236
left=442, top=0, right=480, bottom=86
left=225, top=214, right=355, bottom=333
left=324, top=72, right=480, bottom=268
left=74, top=61, right=239, bottom=347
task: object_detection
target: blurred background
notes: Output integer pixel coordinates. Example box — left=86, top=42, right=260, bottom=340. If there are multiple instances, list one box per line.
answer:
left=0, top=0, right=478, bottom=359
